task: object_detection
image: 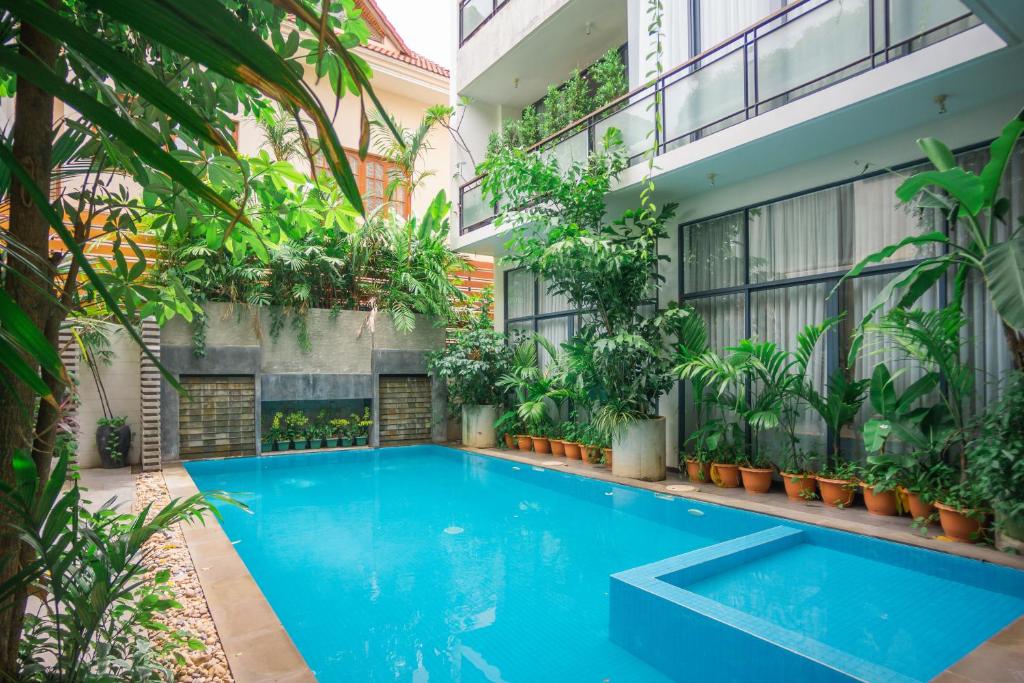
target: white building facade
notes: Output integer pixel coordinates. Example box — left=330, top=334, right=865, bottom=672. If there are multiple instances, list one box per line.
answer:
left=450, top=0, right=1024, bottom=468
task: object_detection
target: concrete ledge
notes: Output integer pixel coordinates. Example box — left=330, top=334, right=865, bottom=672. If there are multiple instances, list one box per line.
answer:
left=163, top=464, right=315, bottom=683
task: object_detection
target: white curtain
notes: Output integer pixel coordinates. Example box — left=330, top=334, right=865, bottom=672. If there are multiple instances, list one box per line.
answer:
left=537, top=317, right=571, bottom=370
left=682, top=294, right=745, bottom=438
left=506, top=269, right=535, bottom=320
left=752, top=283, right=828, bottom=456
left=851, top=166, right=940, bottom=265
left=683, top=212, right=745, bottom=293
left=698, top=0, right=775, bottom=52
left=749, top=186, right=848, bottom=282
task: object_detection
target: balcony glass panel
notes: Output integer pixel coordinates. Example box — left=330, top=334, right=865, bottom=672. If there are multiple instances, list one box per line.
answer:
left=461, top=182, right=493, bottom=229
left=594, top=97, right=653, bottom=160
left=546, top=129, right=589, bottom=171
left=756, top=0, right=870, bottom=103
left=889, top=0, right=968, bottom=43
left=664, top=47, right=745, bottom=144
left=461, top=0, right=494, bottom=38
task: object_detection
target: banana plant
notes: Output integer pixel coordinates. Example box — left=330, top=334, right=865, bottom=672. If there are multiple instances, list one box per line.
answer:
left=835, top=109, right=1024, bottom=369
left=860, top=306, right=971, bottom=478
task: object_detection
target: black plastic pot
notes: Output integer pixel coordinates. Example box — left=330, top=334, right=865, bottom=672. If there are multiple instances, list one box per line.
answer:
left=95, top=424, right=131, bottom=469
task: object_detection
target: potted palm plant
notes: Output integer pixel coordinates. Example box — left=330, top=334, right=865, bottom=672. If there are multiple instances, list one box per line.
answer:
left=739, top=451, right=774, bottom=494
left=548, top=423, right=566, bottom=456
left=561, top=422, right=582, bottom=460
left=427, top=297, right=514, bottom=449
left=777, top=450, right=818, bottom=501
left=499, top=335, right=559, bottom=456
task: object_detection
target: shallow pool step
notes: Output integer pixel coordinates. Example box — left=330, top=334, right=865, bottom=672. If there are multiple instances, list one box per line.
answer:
left=609, top=526, right=920, bottom=683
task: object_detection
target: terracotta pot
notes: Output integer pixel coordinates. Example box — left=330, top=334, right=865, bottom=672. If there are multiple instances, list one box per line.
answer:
left=780, top=472, right=816, bottom=501
left=739, top=467, right=773, bottom=494
left=602, top=447, right=613, bottom=467
left=550, top=439, right=566, bottom=456
left=685, top=459, right=711, bottom=484
left=711, top=463, right=741, bottom=488
left=861, top=484, right=899, bottom=516
left=935, top=502, right=983, bottom=543
left=515, top=435, right=533, bottom=451
left=563, top=442, right=582, bottom=460
left=532, top=436, right=551, bottom=454
left=581, top=445, right=598, bottom=463
left=904, top=489, right=936, bottom=521
left=817, top=477, right=856, bottom=508
left=503, top=433, right=514, bottom=448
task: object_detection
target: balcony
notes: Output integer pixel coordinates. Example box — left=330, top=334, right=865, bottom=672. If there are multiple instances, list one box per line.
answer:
left=458, top=0, right=980, bottom=235
left=459, top=0, right=511, bottom=45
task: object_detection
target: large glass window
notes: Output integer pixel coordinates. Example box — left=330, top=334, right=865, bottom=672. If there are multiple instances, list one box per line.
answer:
left=679, top=142, right=1016, bottom=458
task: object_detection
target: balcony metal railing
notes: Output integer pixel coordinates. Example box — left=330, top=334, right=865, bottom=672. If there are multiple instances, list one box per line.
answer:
left=458, top=0, right=978, bottom=235
left=459, top=0, right=511, bottom=45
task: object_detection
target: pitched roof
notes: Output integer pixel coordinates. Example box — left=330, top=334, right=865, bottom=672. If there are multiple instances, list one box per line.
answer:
left=355, top=0, right=450, bottom=78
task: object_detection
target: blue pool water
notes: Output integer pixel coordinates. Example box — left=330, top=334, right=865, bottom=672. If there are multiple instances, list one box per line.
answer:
left=185, top=446, right=1024, bottom=682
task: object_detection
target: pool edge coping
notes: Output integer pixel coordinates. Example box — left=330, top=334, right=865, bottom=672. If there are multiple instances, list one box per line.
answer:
left=163, top=464, right=317, bottom=683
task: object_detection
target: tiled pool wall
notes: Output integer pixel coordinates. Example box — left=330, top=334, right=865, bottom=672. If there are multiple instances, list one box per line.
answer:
left=610, top=527, right=921, bottom=683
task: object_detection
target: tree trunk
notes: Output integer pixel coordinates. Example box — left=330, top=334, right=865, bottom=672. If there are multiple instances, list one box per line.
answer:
left=0, top=8, right=60, bottom=675
left=1005, top=324, right=1024, bottom=373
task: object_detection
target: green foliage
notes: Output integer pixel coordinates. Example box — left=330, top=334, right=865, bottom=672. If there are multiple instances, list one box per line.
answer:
left=486, top=133, right=686, bottom=432
left=482, top=48, right=628, bottom=164
left=427, top=297, right=514, bottom=409
left=156, top=156, right=467, bottom=345
left=497, top=336, right=559, bottom=433
left=860, top=307, right=972, bottom=487
left=970, top=371, right=1024, bottom=533
left=836, top=109, right=1024, bottom=367
left=1, top=451, right=244, bottom=681
left=284, top=411, right=309, bottom=443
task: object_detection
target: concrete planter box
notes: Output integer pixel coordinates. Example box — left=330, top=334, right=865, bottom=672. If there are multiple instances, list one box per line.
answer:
left=462, top=404, right=497, bottom=448
left=611, top=417, right=666, bottom=481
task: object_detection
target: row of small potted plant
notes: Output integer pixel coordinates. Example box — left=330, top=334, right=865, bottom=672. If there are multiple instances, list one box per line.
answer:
left=500, top=421, right=613, bottom=467
left=682, top=448, right=983, bottom=542
left=262, top=408, right=373, bottom=452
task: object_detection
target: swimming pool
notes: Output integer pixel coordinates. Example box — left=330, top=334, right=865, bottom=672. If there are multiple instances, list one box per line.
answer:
left=185, top=445, right=1024, bottom=682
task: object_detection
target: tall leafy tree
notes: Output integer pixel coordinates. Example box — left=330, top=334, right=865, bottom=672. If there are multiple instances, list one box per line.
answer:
left=0, top=0, right=401, bottom=670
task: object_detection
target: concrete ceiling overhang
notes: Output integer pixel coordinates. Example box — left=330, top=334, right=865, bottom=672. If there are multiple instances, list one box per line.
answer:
left=459, top=0, right=627, bottom=109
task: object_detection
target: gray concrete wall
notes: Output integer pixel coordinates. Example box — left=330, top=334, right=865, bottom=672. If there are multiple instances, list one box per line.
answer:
left=76, top=324, right=142, bottom=468
left=159, top=303, right=448, bottom=460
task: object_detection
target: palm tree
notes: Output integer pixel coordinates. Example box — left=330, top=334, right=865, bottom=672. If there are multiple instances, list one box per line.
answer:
left=0, top=1, right=402, bottom=671
left=257, top=104, right=305, bottom=162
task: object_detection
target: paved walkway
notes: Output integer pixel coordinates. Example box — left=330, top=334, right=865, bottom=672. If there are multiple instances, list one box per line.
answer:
left=76, top=466, right=135, bottom=512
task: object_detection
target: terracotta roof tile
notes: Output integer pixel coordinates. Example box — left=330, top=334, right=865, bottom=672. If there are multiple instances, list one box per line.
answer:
left=362, top=41, right=449, bottom=78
